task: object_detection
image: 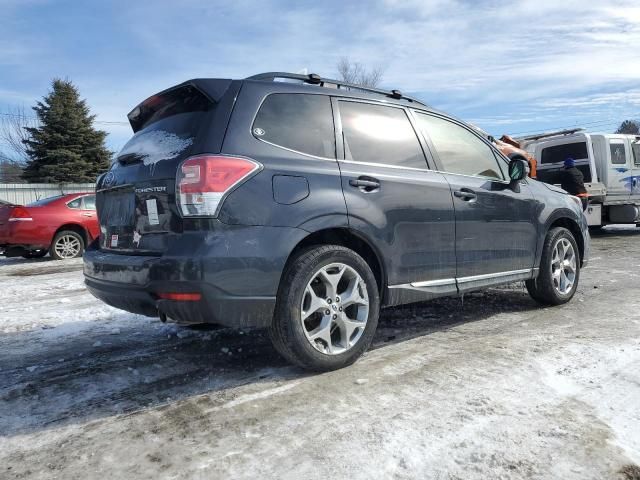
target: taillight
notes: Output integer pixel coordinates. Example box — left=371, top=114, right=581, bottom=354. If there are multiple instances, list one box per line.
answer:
left=176, top=155, right=261, bottom=217
left=8, top=206, right=32, bottom=222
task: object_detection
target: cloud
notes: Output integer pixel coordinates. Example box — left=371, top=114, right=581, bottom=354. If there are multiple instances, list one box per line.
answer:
left=1, top=0, right=639, bottom=148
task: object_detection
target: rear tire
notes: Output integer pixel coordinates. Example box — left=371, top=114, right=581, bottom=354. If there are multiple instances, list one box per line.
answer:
left=526, top=227, right=580, bottom=305
left=49, top=230, right=85, bottom=260
left=269, top=245, right=380, bottom=371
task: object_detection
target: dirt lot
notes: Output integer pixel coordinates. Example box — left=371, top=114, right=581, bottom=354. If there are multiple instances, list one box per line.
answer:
left=1, top=227, right=639, bottom=479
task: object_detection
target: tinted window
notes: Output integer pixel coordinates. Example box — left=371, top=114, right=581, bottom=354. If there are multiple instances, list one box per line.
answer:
left=537, top=166, right=592, bottom=184
left=253, top=94, right=335, bottom=158
left=415, top=113, right=504, bottom=180
left=128, top=85, right=212, bottom=132
left=541, top=142, right=588, bottom=164
left=338, top=102, right=427, bottom=169
left=83, top=195, right=96, bottom=210
left=67, top=198, right=82, bottom=209
left=610, top=142, right=627, bottom=165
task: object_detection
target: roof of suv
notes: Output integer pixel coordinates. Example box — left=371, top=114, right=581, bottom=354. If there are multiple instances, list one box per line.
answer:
left=140, top=72, right=435, bottom=113
left=127, top=72, right=461, bottom=134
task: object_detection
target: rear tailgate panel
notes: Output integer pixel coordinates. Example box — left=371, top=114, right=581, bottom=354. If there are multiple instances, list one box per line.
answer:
left=96, top=80, right=241, bottom=254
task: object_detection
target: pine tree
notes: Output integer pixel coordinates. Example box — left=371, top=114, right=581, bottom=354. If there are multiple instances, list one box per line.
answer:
left=22, top=79, right=111, bottom=183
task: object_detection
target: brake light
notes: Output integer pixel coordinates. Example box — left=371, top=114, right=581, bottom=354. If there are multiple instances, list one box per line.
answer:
left=8, top=206, right=32, bottom=222
left=176, top=155, right=261, bottom=217
left=157, top=292, right=202, bottom=301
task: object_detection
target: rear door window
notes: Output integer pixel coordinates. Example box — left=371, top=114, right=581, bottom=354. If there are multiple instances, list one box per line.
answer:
left=252, top=94, right=335, bottom=158
left=609, top=141, right=627, bottom=165
left=540, top=142, right=588, bottom=164
left=415, top=113, right=504, bottom=180
left=338, top=101, right=428, bottom=169
left=82, top=195, right=96, bottom=210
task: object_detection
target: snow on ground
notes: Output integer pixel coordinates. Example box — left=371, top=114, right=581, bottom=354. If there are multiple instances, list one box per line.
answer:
left=1, top=227, right=639, bottom=479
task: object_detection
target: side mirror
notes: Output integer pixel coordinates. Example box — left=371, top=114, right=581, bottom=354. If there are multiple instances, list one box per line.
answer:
left=508, top=158, right=529, bottom=192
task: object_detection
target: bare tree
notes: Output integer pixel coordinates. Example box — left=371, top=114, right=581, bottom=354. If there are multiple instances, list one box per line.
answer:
left=336, top=57, right=385, bottom=88
left=615, top=119, right=640, bottom=135
left=0, top=106, right=37, bottom=164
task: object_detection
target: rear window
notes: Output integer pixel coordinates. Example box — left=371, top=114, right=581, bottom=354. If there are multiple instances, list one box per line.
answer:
left=338, top=101, right=427, bottom=169
left=27, top=195, right=63, bottom=207
left=610, top=142, right=627, bottom=165
left=541, top=142, right=588, bottom=164
left=252, top=94, right=335, bottom=158
left=117, top=86, right=214, bottom=166
left=128, top=85, right=211, bottom=132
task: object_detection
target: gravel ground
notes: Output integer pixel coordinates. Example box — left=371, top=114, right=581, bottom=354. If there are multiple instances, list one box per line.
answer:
left=1, top=227, right=639, bottom=479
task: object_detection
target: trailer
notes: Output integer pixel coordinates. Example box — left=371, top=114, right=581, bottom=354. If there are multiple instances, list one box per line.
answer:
left=520, top=129, right=640, bottom=227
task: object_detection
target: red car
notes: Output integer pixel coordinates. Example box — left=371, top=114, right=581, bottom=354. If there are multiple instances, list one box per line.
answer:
left=0, top=193, right=98, bottom=260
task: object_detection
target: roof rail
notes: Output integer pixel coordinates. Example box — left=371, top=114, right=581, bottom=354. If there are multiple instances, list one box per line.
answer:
left=246, top=72, right=428, bottom=107
left=515, top=128, right=585, bottom=142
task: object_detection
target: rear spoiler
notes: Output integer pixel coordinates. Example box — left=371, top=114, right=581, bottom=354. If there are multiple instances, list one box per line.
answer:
left=126, top=79, right=233, bottom=132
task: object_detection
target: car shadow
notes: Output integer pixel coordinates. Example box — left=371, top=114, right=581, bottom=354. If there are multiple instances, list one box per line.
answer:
left=0, top=288, right=538, bottom=438
left=0, top=256, right=57, bottom=267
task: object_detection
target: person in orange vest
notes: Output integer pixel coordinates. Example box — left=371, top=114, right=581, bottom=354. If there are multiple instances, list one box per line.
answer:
left=560, top=157, right=588, bottom=209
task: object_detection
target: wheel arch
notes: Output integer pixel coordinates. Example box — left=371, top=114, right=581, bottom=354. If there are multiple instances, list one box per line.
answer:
left=547, top=217, right=585, bottom=266
left=283, top=227, right=386, bottom=300
left=53, top=223, right=90, bottom=247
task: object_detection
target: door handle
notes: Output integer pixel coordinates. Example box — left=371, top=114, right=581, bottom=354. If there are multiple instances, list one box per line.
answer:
left=349, top=177, right=380, bottom=192
left=453, top=189, right=477, bottom=201
left=82, top=213, right=94, bottom=217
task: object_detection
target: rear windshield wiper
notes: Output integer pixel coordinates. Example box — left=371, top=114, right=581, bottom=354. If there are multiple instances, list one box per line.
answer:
left=118, top=153, right=145, bottom=165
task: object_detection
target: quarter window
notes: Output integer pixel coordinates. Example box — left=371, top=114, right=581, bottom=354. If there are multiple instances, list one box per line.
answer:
left=610, top=142, right=627, bottom=165
left=415, top=113, right=504, bottom=180
left=253, top=94, right=335, bottom=158
left=338, top=101, right=427, bottom=169
left=67, top=198, right=82, bottom=209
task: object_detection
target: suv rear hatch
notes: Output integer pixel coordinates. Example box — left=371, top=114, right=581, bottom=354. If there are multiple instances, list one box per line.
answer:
left=96, top=79, right=238, bottom=254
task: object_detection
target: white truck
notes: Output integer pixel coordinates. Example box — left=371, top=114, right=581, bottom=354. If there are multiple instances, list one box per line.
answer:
left=519, top=129, right=640, bottom=227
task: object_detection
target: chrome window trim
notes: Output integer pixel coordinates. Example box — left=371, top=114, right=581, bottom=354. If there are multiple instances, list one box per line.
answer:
left=338, top=158, right=430, bottom=173
left=254, top=137, right=337, bottom=162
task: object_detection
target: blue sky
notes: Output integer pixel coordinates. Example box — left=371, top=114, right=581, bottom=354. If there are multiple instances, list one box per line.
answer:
left=1, top=0, right=640, bottom=153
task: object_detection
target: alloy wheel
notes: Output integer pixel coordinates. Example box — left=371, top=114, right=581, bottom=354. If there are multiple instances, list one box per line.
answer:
left=54, top=235, right=82, bottom=259
left=551, top=238, right=576, bottom=295
left=300, top=262, right=369, bottom=355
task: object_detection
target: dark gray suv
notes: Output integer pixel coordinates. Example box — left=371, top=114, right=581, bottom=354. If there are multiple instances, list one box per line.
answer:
left=84, top=72, right=589, bottom=371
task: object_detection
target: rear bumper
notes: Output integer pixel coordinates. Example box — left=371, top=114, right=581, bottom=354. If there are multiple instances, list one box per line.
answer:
left=83, top=224, right=308, bottom=328
left=0, top=223, right=49, bottom=253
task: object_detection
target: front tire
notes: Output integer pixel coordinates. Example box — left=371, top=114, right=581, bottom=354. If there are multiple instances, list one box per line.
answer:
left=49, top=230, right=85, bottom=260
left=526, top=227, right=580, bottom=305
left=269, top=245, right=380, bottom=371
